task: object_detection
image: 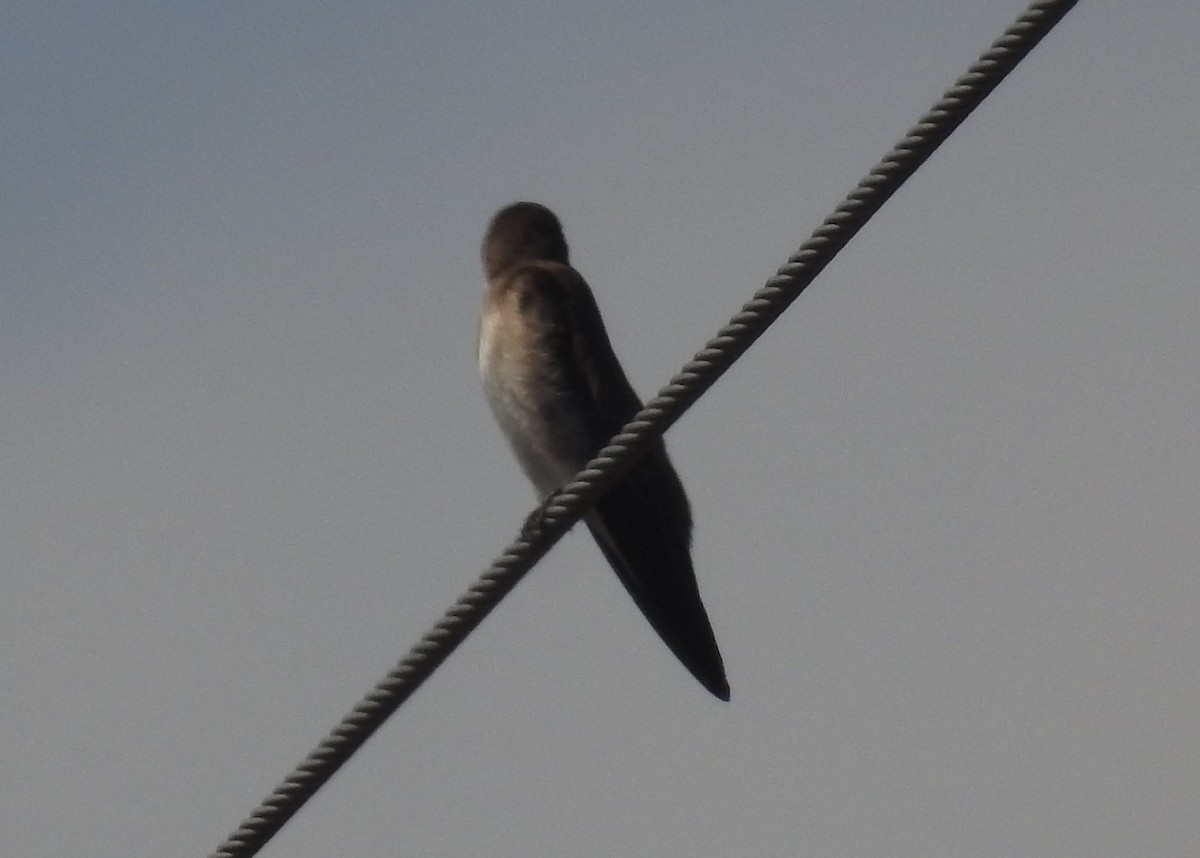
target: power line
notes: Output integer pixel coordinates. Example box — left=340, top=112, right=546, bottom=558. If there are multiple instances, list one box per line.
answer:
left=208, top=2, right=1079, bottom=855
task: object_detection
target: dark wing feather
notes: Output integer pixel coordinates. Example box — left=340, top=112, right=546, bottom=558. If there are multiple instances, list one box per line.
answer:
left=586, top=453, right=729, bottom=700
left=517, top=261, right=729, bottom=699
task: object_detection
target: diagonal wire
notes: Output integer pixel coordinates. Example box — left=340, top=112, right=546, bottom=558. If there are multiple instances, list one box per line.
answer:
left=209, top=1, right=1078, bottom=855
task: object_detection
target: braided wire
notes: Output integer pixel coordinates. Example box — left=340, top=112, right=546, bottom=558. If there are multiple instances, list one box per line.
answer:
left=209, top=2, right=1078, bottom=855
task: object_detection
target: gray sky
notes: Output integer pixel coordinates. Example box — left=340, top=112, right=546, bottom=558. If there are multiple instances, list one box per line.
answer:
left=3, top=2, right=1198, bottom=856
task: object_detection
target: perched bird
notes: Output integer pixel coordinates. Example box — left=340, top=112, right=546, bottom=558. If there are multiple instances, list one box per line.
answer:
left=477, top=202, right=729, bottom=700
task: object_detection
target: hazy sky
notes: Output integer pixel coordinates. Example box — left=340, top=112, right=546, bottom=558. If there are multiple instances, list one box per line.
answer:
left=3, top=2, right=1198, bottom=856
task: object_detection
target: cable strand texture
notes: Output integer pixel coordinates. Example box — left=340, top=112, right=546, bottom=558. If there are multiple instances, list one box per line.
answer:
left=209, top=2, right=1077, bottom=855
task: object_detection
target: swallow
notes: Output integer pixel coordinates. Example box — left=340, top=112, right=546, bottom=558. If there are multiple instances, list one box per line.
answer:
left=477, top=201, right=729, bottom=700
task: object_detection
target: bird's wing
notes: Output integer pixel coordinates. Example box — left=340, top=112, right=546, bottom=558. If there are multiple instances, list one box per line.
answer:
left=510, top=262, right=729, bottom=698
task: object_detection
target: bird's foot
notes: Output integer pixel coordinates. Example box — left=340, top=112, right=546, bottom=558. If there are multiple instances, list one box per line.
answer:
left=520, top=499, right=552, bottom=541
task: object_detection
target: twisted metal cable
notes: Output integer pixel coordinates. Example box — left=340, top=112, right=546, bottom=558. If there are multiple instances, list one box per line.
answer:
left=209, top=2, right=1077, bottom=855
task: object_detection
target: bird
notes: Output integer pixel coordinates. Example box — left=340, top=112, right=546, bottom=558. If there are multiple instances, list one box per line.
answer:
left=477, top=201, right=729, bottom=700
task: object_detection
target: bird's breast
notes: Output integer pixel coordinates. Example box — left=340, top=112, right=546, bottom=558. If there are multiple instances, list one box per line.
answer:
left=478, top=300, right=590, bottom=497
